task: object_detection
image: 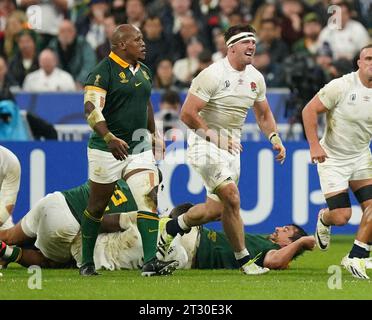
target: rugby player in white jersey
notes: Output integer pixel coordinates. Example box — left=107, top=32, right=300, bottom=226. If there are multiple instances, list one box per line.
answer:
left=155, top=24, right=286, bottom=275
left=0, top=146, right=21, bottom=231
left=302, top=44, right=372, bottom=279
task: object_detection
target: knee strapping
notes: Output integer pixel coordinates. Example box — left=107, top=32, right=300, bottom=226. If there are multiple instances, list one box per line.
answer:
left=326, top=192, right=351, bottom=210
left=353, top=185, right=372, bottom=204
left=125, top=170, right=159, bottom=212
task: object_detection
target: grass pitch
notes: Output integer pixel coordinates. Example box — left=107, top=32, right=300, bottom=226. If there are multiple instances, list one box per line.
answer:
left=1, top=235, right=371, bottom=300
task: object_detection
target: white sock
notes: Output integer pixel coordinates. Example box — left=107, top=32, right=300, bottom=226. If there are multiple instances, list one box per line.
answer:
left=354, top=240, right=369, bottom=251
left=234, top=248, right=250, bottom=260
left=177, top=214, right=190, bottom=231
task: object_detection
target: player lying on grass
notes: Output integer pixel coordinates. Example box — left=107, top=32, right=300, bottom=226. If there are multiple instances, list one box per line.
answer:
left=0, top=179, right=178, bottom=276
left=0, top=180, right=316, bottom=271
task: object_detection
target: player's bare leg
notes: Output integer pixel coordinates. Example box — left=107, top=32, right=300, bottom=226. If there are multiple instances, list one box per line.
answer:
left=216, top=183, right=245, bottom=252
left=182, top=197, right=223, bottom=226
left=315, top=190, right=351, bottom=250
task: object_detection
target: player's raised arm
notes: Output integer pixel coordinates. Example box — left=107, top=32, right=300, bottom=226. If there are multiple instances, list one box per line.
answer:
left=302, top=95, right=328, bottom=164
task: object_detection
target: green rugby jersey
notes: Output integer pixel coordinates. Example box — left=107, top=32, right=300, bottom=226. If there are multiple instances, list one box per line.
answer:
left=62, top=179, right=138, bottom=223
left=194, top=228, right=280, bottom=269
left=85, top=52, right=153, bottom=154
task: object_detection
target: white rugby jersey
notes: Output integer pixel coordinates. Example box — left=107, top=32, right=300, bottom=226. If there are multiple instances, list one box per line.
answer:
left=189, top=57, right=266, bottom=139
left=72, top=226, right=144, bottom=270
left=318, top=71, right=372, bottom=159
left=0, top=146, right=21, bottom=207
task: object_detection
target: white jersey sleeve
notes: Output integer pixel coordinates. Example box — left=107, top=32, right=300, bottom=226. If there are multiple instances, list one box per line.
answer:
left=189, top=66, right=220, bottom=102
left=256, top=73, right=266, bottom=102
left=317, top=78, right=346, bottom=110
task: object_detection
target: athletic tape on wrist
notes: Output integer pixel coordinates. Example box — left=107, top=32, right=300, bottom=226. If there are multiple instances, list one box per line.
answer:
left=103, top=132, right=115, bottom=144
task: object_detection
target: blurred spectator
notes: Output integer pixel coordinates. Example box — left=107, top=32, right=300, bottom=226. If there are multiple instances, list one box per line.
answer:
left=111, top=0, right=126, bottom=24
left=253, top=44, right=285, bottom=88
left=76, top=0, right=110, bottom=51
left=251, top=2, right=277, bottom=31
left=292, top=12, right=322, bottom=55
left=161, top=0, right=194, bottom=39
left=96, top=14, right=117, bottom=61
left=258, top=18, right=290, bottom=63
left=328, top=57, right=354, bottom=79
left=215, top=0, right=241, bottom=31
left=317, top=1, right=370, bottom=60
left=211, top=31, right=227, bottom=61
left=171, top=15, right=206, bottom=61
left=17, top=0, right=73, bottom=49
left=48, top=19, right=97, bottom=89
left=173, top=37, right=204, bottom=87
left=279, top=0, right=304, bottom=47
left=314, top=43, right=334, bottom=81
left=193, top=49, right=213, bottom=77
left=142, top=15, right=170, bottom=74
left=23, top=49, right=76, bottom=92
left=0, top=56, right=18, bottom=101
left=155, top=90, right=187, bottom=141
left=353, top=0, right=372, bottom=30
left=126, top=0, right=147, bottom=29
left=0, top=99, right=32, bottom=141
left=3, top=10, right=29, bottom=60
left=153, top=57, right=181, bottom=90
left=8, top=29, right=39, bottom=87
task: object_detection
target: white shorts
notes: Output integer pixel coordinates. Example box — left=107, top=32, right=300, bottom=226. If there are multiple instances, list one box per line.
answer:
left=317, top=149, right=372, bottom=194
left=187, top=134, right=240, bottom=201
left=21, top=192, right=80, bottom=263
left=88, top=148, right=157, bottom=184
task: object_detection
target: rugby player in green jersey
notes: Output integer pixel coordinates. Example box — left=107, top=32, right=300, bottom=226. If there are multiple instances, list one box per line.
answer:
left=0, top=199, right=316, bottom=272
left=81, top=23, right=170, bottom=276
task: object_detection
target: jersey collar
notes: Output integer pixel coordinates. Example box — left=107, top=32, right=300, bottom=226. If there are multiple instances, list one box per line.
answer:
left=109, top=51, right=140, bottom=70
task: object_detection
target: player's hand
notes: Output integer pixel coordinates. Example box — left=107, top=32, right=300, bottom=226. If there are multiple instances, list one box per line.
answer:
left=301, top=236, right=316, bottom=250
left=108, top=136, right=129, bottom=160
left=217, top=137, right=242, bottom=155
left=310, top=144, right=328, bottom=164
left=273, top=143, right=286, bottom=164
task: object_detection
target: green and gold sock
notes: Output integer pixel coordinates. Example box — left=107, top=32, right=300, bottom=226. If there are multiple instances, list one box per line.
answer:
left=137, top=211, right=159, bottom=264
left=81, top=209, right=102, bottom=266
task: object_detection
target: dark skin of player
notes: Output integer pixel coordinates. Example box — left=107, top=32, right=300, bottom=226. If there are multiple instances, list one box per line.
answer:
left=84, top=24, right=156, bottom=219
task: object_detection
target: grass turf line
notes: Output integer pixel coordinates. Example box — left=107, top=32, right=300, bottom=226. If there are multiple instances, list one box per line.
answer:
left=0, top=235, right=371, bottom=300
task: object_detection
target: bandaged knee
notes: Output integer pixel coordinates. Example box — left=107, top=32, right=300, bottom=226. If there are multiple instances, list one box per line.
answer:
left=125, top=170, right=159, bottom=212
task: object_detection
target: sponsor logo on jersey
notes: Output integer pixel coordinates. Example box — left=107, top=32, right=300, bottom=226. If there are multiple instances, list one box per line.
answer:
left=350, top=93, right=356, bottom=101
left=224, top=80, right=230, bottom=88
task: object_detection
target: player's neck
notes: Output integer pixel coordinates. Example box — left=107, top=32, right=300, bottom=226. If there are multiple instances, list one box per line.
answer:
left=227, top=55, right=246, bottom=72
left=112, top=50, right=138, bottom=68
left=358, top=70, right=372, bottom=88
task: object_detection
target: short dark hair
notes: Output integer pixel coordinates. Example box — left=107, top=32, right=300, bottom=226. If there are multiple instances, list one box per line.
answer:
left=224, top=24, right=256, bottom=43
left=289, top=224, right=308, bottom=259
left=169, top=203, right=194, bottom=219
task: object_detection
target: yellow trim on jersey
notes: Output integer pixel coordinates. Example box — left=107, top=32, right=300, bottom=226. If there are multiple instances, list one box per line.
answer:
left=137, top=213, right=160, bottom=221
left=109, top=51, right=140, bottom=69
left=84, top=85, right=107, bottom=94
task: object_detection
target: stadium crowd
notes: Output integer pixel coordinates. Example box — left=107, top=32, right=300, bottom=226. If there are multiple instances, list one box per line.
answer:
left=0, top=0, right=370, bottom=96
